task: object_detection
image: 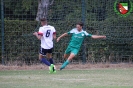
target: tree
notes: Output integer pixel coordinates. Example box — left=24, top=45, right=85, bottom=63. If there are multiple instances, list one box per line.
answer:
left=36, top=0, right=54, bottom=21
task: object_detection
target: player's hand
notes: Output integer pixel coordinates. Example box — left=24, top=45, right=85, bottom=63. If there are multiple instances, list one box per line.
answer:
left=33, top=32, right=38, bottom=36
left=57, top=37, right=60, bottom=42
left=103, top=36, right=106, bottom=39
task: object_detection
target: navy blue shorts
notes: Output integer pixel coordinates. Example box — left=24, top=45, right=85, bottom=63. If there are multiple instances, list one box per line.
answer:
left=39, top=47, right=53, bottom=56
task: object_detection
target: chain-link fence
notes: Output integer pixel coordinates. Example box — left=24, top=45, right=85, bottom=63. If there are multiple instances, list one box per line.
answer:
left=1, top=0, right=133, bottom=65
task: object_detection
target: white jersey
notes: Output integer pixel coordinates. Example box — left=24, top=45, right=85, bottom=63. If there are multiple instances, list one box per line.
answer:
left=38, top=25, right=56, bottom=49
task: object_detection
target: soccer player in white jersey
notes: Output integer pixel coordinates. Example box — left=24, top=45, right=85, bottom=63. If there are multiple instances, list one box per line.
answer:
left=33, top=18, right=56, bottom=73
left=57, top=22, right=106, bottom=70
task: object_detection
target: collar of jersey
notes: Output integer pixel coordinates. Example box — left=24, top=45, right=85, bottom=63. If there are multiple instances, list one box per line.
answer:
left=74, top=28, right=84, bottom=34
left=43, top=25, right=49, bottom=27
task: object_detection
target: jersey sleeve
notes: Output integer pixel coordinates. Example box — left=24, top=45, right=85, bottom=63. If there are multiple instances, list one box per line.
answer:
left=38, top=27, right=43, bottom=36
left=84, top=31, right=92, bottom=37
left=52, top=27, right=56, bottom=34
left=67, top=29, right=75, bottom=35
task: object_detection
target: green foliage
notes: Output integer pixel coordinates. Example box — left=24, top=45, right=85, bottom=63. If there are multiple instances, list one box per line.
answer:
left=4, top=20, right=39, bottom=64
left=4, top=0, right=37, bottom=20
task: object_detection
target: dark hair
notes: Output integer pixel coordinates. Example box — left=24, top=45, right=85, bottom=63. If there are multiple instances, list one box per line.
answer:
left=77, top=22, right=84, bottom=27
left=40, top=18, right=47, bottom=22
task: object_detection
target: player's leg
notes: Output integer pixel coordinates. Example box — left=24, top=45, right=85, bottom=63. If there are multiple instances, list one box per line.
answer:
left=39, top=48, right=51, bottom=66
left=46, top=48, right=54, bottom=65
left=39, top=54, right=51, bottom=66
left=60, top=47, right=79, bottom=70
left=47, top=53, right=56, bottom=73
left=60, top=53, right=75, bottom=70
left=46, top=48, right=56, bottom=73
left=39, top=47, right=53, bottom=73
left=63, top=46, right=71, bottom=59
left=60, top=46, right=71, bottom=70
left=61, top=54, right=69, bottom=66
left=63, top=54, right=69, bottom=59
left=47, top=54, right=53, bottom=65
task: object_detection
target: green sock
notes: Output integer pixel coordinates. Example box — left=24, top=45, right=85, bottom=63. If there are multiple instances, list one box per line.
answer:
left=60, top=60, right=69, bottom=70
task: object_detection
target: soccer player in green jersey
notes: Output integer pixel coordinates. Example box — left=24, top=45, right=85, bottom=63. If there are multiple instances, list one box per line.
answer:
left=57, top=22, right=106, bottom=70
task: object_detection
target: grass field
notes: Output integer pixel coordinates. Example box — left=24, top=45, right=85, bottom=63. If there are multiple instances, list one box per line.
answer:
left=0, top=67, right=133, bottom=88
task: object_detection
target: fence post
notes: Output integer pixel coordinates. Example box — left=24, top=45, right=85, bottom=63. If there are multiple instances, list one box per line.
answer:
left=1, top=0, right=5, bottom=65
left=81, top=0, right=86, bottom=64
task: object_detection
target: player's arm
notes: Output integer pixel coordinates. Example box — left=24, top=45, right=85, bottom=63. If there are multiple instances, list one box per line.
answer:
left=57, top=33, right=68, bottom=42
left=85, top=31, right=106, bottom=39
left=33, top=32, right=42, bottom=40
left=91, top=35, right=106, bottom=39
left=57, top=29, right=74, bottom=42
left=33, top=27, right=43, bottom=40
